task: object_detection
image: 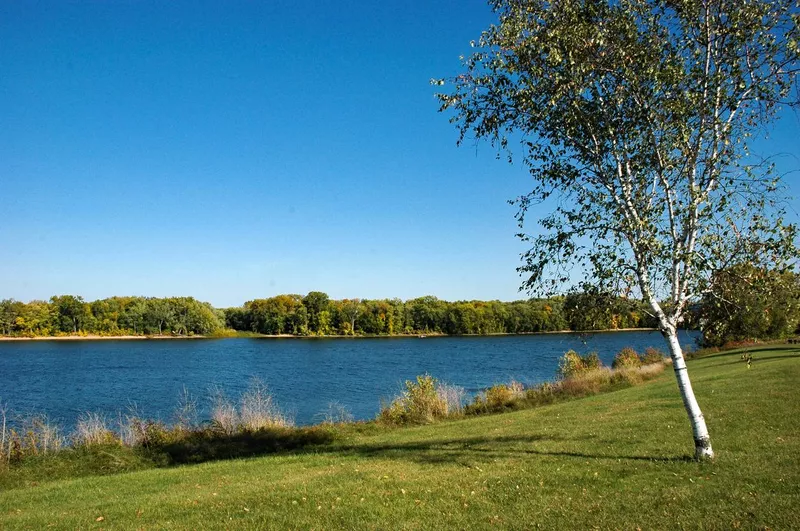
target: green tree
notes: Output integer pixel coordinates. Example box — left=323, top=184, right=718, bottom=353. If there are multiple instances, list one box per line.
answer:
left=50, top=295, right=91, bottom=333
left=339, top=298, right=362, bottom=335
left=146, top=298, right=174, bottom=335
left=437, top=0, right=799, bottom=458
left=0, top=299, right=22, bottom=335
left=699, top=264, right=800, bottom=346
left=120, top=297, right=147, bottom=335
left=302, top=291, right=330, bottom=334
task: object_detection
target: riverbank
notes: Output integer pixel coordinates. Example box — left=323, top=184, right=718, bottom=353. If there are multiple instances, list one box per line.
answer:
left=0, top=334, right=209, bottom=341
left=0, top=327, right=661, bottom=341
left=1, top=344, right=797, bottom=529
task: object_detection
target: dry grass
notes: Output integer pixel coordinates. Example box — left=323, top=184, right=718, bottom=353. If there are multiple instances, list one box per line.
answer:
left=316, top=402, right=354, bottom=425
left=239, top=379, right=292, bottom=430
left=209, top=387, right=240, bottom=435
left=0, top=414, right=65, bottom=463
left=468, top=359, right=669, bottom=415
left=435, top=382, right=467, bottom=416
left=378, top=375, right=452, bottom=425
left=74, top=412, right=117, bottom=446
left=210, top=380, right=292, bottom=434
left=173, top=386, right=198, bottom=431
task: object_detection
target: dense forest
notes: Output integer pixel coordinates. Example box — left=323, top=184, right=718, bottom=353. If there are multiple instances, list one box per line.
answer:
left=0, top=292, right=658, bottom=338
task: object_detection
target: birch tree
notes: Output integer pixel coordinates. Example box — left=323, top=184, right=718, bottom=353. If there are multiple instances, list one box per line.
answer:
left=436, top=0, right=799, bottom=459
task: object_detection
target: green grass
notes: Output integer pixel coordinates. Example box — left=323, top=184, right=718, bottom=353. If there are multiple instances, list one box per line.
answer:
left=1, top=346, right=799, bottom=529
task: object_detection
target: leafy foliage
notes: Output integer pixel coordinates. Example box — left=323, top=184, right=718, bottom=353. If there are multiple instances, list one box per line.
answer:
left=698, top=264, right=800, bottom=346
left=437, top=0, right=800, bottom=459
left=0, top=291, right=665, bottom=338
left=557, top=350, right=603, bottom=379
left=378, top=375, right=450, bottom=425
left=612, top=347, right=642, bottom=369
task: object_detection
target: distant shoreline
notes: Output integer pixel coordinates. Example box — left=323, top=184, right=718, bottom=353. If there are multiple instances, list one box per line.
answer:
left=0, top=328, right=664, bottom=342
left=0, top=334, right=209, bottom=341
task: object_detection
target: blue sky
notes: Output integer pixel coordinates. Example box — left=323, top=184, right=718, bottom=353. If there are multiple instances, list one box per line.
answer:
left=1, top=2, right=798, bottom=307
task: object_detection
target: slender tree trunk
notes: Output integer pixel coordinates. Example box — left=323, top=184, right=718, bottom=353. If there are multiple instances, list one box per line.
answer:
left=663, top=326, right=714, bottom=460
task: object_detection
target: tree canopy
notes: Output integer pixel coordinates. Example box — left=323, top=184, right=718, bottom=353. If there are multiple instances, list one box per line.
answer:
left=437, top=0, right=800, bottom=459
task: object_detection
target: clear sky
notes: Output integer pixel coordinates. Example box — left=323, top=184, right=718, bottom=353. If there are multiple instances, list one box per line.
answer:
left=1, top=1, right=798, bottom=307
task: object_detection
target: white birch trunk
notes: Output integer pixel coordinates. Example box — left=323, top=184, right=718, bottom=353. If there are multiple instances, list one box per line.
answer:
left=663, top=326, right=714, bottom=460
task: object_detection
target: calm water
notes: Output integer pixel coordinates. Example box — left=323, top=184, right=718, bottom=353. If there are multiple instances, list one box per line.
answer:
left=0, top=331, right=700, bottom=430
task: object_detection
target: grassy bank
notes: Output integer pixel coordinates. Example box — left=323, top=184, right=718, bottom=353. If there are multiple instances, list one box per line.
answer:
left=1, top=345, right=798, bottom=529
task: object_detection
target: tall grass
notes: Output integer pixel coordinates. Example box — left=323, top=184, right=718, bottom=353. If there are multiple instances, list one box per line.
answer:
left=173, top=386, right=198, bottom=431
left=316, top=402, right=354, bottom=425
left=467, top=359, right=668, bottom=416
left=1, top=401, right=9, bottom=466
left=74, top=412, right=116, bottom=446
left=1, top=348, right=672, bottom=466
left=0, top=412, right=64, bottom=465
left=378, top=375, right=466, bottom=425
left=239, top=379, right=292, bottom=430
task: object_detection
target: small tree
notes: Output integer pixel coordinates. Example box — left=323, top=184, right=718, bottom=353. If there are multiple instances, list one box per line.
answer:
left=699, top=264, right=800, bottom=346
left=437, top=0, right=799, bottom=459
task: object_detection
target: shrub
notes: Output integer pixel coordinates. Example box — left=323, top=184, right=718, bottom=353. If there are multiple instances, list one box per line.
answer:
left=209, top=387, right=240, bottom=435
left=612, top=347, right=642, bottom=369
left=641, top=347, right=666, bottom=365
left=560, top=367, right=613, bottom=396
left=436, top=382, right=467, bottom=416
left=557, top=350, right=603, bottom=379
left=239, top=379, right=292, bottom=430
left=209, top=380, right=291, bottom=434
left=317, top=402, right=354, bottom=425
left=74, top=412, right=119, bottom=446
left=485, top=381, right=526, bottom=408
left=378, top=375, right=448, bottom=425
left=173, top=386, right=198, bottom=431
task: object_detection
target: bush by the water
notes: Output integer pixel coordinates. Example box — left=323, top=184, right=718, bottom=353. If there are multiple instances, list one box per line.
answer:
left=378, top=375, right=464, bottom=425
left=641, top=346, right=666, bottom=364
left=612, top=347, right=642, bottom=369
left=0, top=380, right=295, bottom=467
left=557, top=350, right=602, bottom=378
left=1, top=350, right=672, bottom=469
left=469, top=381, right=526, bottom=413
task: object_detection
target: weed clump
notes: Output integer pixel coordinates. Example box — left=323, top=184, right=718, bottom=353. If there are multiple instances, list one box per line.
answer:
left=612, top=347, right=642, bottom=369
left=316, top=402, right=354, bottom=425
left=378, top=375, right=462, bottom=425
left=468, top=381, right=526, bottom=414
left=641, top=347, right=666, bottom=365
left=557, top=350, right=602, bottom=379
left=74, top=413, right=118, bottom=447
left=0, top=412, right=64, bottom=464
left=210, top=379, right=292, bottom=435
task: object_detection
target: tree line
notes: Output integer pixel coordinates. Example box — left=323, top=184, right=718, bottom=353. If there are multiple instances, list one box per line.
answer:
left=2, top=270, right=796, bottom=341
left=0, top=296, right=225, bottom=337
left=225, top=292, right=659, bottom=336
left=0, top=292, right=658, bottom=338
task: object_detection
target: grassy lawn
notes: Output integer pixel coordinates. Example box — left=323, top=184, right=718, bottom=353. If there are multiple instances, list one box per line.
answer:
left=1, top=345, right=798, bottom=529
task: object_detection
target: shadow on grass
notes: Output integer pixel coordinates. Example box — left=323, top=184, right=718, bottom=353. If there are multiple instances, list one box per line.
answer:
left=151, top=426, right=336, bottom=465
left=334, top=434, right=692, bottom=465
left=150, top=429, right=690, bottom=468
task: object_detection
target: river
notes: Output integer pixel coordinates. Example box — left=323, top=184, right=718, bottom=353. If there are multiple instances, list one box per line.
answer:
left=0, top=330, right=700, bottom=430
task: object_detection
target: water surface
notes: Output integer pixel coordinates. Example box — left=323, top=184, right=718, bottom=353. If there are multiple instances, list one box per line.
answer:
left=0, top=331, right=699, bottom=429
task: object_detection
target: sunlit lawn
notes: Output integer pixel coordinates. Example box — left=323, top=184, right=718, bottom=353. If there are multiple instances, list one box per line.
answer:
left=1, top=345, right=798, bottom=529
